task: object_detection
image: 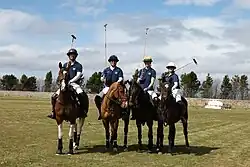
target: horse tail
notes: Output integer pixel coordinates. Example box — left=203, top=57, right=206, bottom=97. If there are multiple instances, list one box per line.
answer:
left=181, top=96, right=188, bottom=120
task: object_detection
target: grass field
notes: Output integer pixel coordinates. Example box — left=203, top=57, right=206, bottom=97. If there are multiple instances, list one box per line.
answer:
left=1, top=96, right=250, bottom=167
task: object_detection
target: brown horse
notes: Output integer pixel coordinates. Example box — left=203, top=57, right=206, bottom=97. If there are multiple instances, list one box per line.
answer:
left=101, top=82, right=128, bottom=152
left=54, top=61, right=79, bottom=155
left=156, top=80, right=189, bottom=154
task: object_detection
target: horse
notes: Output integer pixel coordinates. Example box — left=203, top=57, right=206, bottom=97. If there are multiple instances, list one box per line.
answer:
left=100, top=81, right=128, bottom=152
left=126, top=79, right=158, bottom=152
left=156, top=79, right=189, bottom=154
left=54, top=61, right=88, bottom=155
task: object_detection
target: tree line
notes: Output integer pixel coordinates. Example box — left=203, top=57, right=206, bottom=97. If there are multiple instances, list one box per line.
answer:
left=0, top=70, right=249, bottom=100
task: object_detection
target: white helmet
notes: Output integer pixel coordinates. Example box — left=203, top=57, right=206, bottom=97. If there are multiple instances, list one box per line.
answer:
left=166, top=62, right=176, bottom=69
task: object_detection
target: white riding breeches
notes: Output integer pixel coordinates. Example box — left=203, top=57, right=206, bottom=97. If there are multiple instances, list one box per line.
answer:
left=98, top=87, right=109, bottom=98
left=147, top=90, right=158, bottom=99
left=158, top=88, right=182, bottom=102
left=55, top=82, right=83, bottom=95
left=172, top=89, right=181, bottom=102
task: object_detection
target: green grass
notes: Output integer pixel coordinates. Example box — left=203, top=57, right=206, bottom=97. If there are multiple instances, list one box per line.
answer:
left=1, top=96, right=250, bottom=167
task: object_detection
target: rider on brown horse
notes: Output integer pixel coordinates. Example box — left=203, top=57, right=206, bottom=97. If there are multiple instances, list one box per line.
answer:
left=131, top=56, right=158, bottom=120
left=160, top=62, right=185, bottom=119
left=94, top=55, right=128, bottom=120
left=47, top=48, right=86, bottom=119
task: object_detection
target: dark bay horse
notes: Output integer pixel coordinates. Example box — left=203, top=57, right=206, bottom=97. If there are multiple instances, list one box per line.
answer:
left=54, top=61, right=88, bottom=155
left=156, top=80, right=189, bottom=154
left=126, top=79, right=157, bottom=152
left=100, top=82, right=128, bottom=152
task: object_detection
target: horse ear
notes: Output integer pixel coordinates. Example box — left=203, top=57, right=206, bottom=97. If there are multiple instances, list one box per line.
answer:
left=59, top=62, right=62, bottom=69
left=67, top=61, right=71, bottom=68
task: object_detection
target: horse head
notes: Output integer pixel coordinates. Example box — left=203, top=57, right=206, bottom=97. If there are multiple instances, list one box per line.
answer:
left=107, top=82, right=128, bottom=108
left=58, top=61, right=71, bottom=92
left=126, top=79, right=143, bottom=108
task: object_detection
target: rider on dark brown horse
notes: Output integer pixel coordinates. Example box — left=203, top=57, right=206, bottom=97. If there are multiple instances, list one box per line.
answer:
left=161, top=62, right=186, bottom=119
left=131, top=56, right=158, bottom=120
left=47, top=48, right=86, bottom=119
left=94, top=55, right=127, bottom=120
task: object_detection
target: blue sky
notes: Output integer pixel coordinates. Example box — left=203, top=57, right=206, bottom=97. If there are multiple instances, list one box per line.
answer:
left=0, top=0, right=250, bottom=81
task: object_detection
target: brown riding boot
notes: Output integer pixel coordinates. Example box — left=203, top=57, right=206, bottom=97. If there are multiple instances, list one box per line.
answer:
left=47, top=94, right=58, bottom=119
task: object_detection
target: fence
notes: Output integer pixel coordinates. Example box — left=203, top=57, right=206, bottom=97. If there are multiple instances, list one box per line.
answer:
left=0, top=90, right=250, bottom=108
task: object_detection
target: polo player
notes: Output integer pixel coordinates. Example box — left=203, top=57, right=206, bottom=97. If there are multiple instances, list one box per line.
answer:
left=94, top=55, right=125, bottom=120
left=47, top=48, right=86, bottom=119
left=130, top=56, right=158, bottom=120
left=161, top=62, right=185, bottom=119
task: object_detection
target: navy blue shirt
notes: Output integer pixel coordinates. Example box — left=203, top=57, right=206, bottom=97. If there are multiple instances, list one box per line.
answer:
left=163, top=73, right=180, bottom=89
left=102, top=66, right=123, bottom=87
left=138, top=67, right=156, bottom=90
left=63, top=61, right=82, bottom=82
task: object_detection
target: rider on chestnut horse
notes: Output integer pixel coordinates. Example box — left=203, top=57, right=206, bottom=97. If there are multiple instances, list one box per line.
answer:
left=47, top=48, right=86, bottom=119
left=94, top=55, right=128, bottom=120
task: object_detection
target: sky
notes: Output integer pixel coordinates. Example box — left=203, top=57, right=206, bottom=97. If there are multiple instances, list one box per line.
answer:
left=1, top=0, right=250, bottom=81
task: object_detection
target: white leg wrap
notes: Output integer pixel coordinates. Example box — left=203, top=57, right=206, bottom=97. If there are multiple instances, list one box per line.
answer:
left=69, top=124, right=75, bottom=139
left=58, top=124, right=63, bottom=139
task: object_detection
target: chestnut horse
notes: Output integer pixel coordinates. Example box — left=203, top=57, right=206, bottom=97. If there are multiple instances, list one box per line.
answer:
left=101, top=82, right=128, bottom=152
left=156, top=80, right=189, bottom=154
left=54, top=61, right=88, bottom=155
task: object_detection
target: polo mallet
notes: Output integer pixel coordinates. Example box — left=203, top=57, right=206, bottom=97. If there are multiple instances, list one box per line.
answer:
left=71, top=34, right=76, bottom=48
left=175, top=58, right=198, bottom=71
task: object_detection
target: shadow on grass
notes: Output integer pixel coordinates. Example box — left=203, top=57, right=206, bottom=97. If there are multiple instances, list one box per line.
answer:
left=162, top=145, right=219, bottom=156
left=75, top=144, right=219, bottom=156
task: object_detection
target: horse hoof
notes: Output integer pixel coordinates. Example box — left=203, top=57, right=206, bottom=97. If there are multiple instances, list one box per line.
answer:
left=124, top=147, right=128, bottom=152
left=56, top=149, right=63, bottom=155
left=67, top=151, right=74, bottom=155
left=73, top=145, right=79, bottom=150
left=147, top=149, right=153, bottom=154
left=113, top=147, right=118, bottom=152
left=158, top=152, right=163, bottom=155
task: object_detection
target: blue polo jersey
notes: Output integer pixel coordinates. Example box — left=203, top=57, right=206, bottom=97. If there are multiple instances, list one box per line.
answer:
left=63, top=61, right=82, bottom=82
left=163, top=73, right=180, bottom=89
left=138, top=67, right=156, bottom=90
left=102, top=66, right=123, bottom=87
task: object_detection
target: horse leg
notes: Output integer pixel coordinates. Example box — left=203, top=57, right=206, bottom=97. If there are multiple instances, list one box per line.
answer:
left=56, top=120, right=63, bottom=155
left=146, top=120, right=153, bottom=152
left=168, top=124, right=176, bottom=154
left=123, top=118, right=129, bottom=151
left=73, top=119, right=78, bottom=149
left=74, top=117, right=85, bottom=150
left=67, top=122, right=75, bottom=155
left=136, top=120, right=142, bottom=151
left=110, top=119, right=119, bottom=152
left=156, top=120, right=164, bottom=154
left=102, top=120, right=110, bottom=150
left=182, top=118, right=190, bottom=147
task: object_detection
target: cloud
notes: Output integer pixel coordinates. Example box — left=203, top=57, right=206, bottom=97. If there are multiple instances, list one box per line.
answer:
left=232, top=0, right=250, bottom=9
left=60, top=0, right=112, bottom=16
left=1, top=8, right=250, bottom=83
left=164, top=0, right=222, bottom=6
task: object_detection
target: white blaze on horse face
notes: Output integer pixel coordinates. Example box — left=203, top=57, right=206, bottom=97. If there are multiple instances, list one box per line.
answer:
left=69, top=124, right=75, bottom=139
left=165, top=83, right=169, bottom=88
left=61, top=79, right=66, bottom=90
left=58, top=124, right=63, bottom=139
